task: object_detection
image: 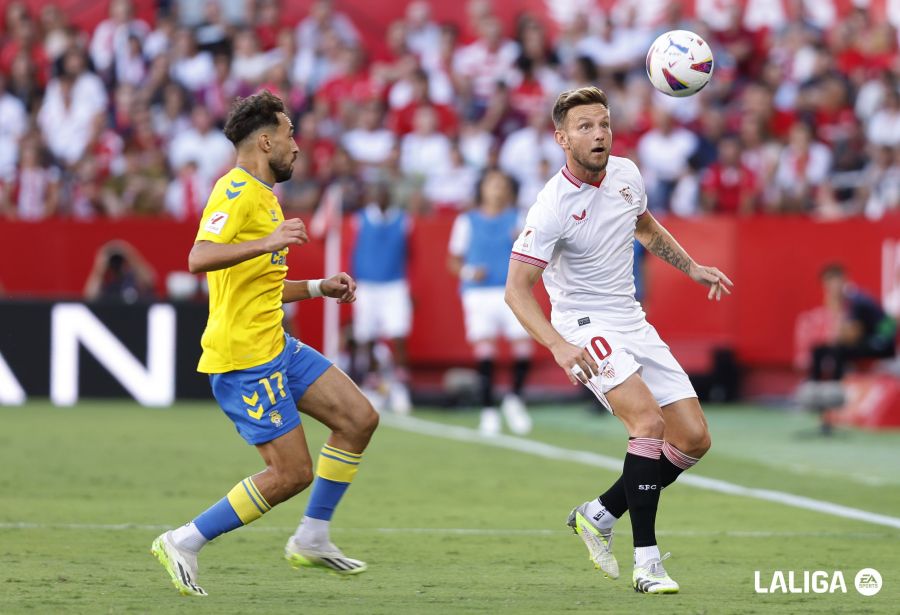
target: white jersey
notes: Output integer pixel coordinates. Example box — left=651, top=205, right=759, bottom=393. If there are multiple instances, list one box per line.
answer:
left=511, top=156, right=648, bottom=334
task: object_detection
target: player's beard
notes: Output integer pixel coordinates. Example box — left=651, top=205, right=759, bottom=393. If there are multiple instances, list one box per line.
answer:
left=572, top=148, right=609, bottom=174
left=270, top=157, right=294, bottom=183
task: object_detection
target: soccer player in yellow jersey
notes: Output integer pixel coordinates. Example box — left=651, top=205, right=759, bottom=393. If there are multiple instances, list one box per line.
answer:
left=151, top=91, right=379, bottom=597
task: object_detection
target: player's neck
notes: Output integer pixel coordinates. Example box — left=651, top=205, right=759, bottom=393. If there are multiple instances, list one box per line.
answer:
left=235, top=157, right=276, bottom=186
left=565, top=161, right=606, bottom=187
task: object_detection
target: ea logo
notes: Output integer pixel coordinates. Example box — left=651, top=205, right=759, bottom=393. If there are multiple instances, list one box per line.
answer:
left=854, top=568, right=882, bottom=596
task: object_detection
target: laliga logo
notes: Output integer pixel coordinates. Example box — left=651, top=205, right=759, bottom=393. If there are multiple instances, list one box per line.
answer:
left=754, top=568, right=882, bottom=596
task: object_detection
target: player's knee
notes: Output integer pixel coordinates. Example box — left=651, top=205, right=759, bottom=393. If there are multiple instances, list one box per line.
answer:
left=353, top=402, right=379, bottom=439
left=632, top=413, right=666, bottom=440
left=673, top=424, right=711, bottom=459
left=333, top=398, right=379, bottom=441
left=280, top=464, right=314, bottom=497
left=690, top=429, right=712, bottom=458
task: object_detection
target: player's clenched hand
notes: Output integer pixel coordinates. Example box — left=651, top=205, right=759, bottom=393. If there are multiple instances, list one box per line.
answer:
left=689, top=264, right=734, bottom=302
left=322, top=272, right=356, bottom=303
left=551, top=340, right=600, bottom=386
left=264, top=218, right=308, bottom=252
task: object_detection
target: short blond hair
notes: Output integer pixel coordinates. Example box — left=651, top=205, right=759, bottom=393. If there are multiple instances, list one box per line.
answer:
left=551, top=87, right=609, bottom=129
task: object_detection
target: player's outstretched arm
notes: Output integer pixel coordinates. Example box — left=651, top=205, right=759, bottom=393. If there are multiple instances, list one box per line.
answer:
left=635, top=211, right=734, bottom=301
left=283, top=272, right=357, bottom=304
left=188, top=218, right=308, bottom=273
left=505, top=259, right=599, bottom=385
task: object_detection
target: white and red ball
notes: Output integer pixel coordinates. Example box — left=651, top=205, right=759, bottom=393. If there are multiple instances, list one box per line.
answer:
left=645, top=30, right=714, bottom=98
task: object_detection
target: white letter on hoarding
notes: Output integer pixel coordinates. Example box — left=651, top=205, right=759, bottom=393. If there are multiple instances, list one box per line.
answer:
left=51, top=304, right=176, bottom=406
left=0, top=350, right=26, bottom=405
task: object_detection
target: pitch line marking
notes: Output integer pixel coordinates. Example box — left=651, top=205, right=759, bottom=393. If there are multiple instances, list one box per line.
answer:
left=380, top=414, right=900, bottom=531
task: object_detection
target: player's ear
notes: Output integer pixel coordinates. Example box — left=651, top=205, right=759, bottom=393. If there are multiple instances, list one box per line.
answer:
left=257, top=131, right=271, bottom=152
left=554, top=130, right=567, bottom=148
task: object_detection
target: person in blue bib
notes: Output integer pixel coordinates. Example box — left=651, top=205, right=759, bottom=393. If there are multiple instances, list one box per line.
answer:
left=350, top=181, right=414, bottom=414
left=448, top=168, right=533, bottom=435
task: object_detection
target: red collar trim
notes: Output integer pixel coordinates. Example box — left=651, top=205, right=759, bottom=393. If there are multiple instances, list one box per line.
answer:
left=562, top=165, right=604, bottom=188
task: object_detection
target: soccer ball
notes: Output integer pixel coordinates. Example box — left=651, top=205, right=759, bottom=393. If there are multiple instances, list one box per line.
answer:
left=645, top=30, right=714, bottom=97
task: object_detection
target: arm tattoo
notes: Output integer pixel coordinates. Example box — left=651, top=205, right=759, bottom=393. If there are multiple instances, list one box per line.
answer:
left=647, top=231, right=691, bottom=274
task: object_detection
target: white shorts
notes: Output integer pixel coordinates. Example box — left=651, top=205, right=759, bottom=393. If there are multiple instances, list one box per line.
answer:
left=566, top=321, right=697, bottom=413
left=461, top=287, right=530, bottom=343
left=352, top=280, right=412, bottom=342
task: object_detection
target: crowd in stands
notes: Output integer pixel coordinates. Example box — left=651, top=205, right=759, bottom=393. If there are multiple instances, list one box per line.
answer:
left=1, top=0, right=900, bottom=221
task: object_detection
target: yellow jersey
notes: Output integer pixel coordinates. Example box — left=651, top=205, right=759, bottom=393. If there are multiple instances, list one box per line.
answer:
left=195, top=167, right=289, bottom=373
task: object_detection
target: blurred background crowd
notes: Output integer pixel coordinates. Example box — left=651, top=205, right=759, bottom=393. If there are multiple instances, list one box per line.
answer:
left=2, top=0, right=900, bottom=222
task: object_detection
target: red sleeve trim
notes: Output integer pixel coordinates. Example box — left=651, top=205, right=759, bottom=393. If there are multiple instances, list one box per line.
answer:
left=511, top=251, right=548, bottom=269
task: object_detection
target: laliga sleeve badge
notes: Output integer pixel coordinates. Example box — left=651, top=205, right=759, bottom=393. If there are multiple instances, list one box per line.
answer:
left=204, top=212, right=229, bottom=235
left=520, top=226, right=535, bottom=252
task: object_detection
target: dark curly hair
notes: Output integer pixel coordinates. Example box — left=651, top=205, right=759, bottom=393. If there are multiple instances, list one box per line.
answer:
left=223, top=90, right=286, bottom=146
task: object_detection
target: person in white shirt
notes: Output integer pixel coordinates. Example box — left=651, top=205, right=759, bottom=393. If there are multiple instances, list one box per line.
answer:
left=89, top=0, right=150, bottom=77
left=0, top=73, right=26, bottom=181
left=505, top=87, right=733, bottom=594
left=499, top=109, right=565, bottom=208
left=637, top=107, right=698, bottom=212
left=399, top=106, right=451, bottom=180
left=168, top=106, right=234, bottom=186
left=341, top=101, right=396, bottom=181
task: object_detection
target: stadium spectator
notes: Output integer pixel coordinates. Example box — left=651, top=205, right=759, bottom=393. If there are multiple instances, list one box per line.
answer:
left=863, top=145, right=900, bottom=219
left=89, top=0, right=150, bottom=81
left=168, top=106, right=234, bottom=187
left=638, top=107, right=698, bottom=212
left=402, top=1, right=439, bottom=60
left=399, top=105, right=453, bottom=181
left=316, top=44, right=381, bottom=124
left=498, top=108, right=564, bottom=208
left=253, top=0, right=282, bottom=52
left=194, top=0, right=232, bottom=57
left=231, top=28, right=274, bottom=89
left=387, top=67, right=457, bottom=135
left=143, top=11, right=175, bottom=60
left=37, top=78, right=99, bottom=167
left=151, top=81, right=192, bottom=146
left=700, top=135, right=758, bottom=215
left=424, top=143, right=479, bottom=211
left=0, top=72, right=26, bottom=182
left=169, top=27, right=216, bottom=95
left=512, top=17, right=564, bottom=107
left=341, top=100, right=395, bottom=181
left=103, top=144, right=166, bottom=216
left=478, top=81, right=526, bottom=142
left=38, top=4, right=71, bottom=64
left=278, top=152, right=322, bottom=213
left=83, top=239, right=156, bottom=303
left=451, top=14, right=519, bottom=110
left=0, top=136, right=60, bottom=220
left=866, top=87, right=900, bottom=148
left=773, top=121, right=833, bottom=214
left=295, top=0, right=359, bottom=54
left=165, top=159, right=208, bottom=220
left=0, top=11, right=49, bottom=85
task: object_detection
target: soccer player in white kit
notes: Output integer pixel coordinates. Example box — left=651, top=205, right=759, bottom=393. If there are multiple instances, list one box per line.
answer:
left=505, top=87, right=733, bottom=594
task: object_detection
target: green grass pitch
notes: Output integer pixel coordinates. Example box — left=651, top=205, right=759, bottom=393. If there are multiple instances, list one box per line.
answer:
left=1, top=400, right=898, bottom=614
